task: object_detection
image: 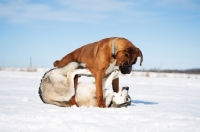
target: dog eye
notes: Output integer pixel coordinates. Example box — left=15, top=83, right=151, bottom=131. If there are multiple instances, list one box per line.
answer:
left=132, top=58, right=137, bottom=64
left=126, top=97, right=129, bottom=101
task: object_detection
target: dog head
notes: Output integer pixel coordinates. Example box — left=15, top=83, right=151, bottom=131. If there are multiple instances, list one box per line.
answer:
left=110, top=86, right=131, bottom=108
left=116, top=47, right=143, bottom=74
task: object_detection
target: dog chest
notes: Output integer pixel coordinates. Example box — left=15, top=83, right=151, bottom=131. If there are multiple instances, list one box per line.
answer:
left=105, top=60, right=117, bottom=75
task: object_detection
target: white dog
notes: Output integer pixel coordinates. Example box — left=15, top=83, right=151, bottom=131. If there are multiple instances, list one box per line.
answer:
left=39, top=62, right=131, bottom=108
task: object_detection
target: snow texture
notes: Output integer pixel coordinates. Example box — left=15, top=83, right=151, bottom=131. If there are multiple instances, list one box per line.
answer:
left=0, top=71, right=200, bottom=132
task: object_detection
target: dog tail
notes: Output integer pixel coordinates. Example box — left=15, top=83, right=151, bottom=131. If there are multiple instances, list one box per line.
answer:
left=38, top=86, right=45, bottom=103
left=38, top=68, right=55, bottom=103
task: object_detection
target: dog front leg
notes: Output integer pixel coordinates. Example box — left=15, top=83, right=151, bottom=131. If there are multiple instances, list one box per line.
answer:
left=112, top=78, right=119, bottom=93
left=95, top=71, right=106, bottom=108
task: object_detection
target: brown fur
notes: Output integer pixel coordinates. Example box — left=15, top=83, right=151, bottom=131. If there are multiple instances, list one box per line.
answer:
left=54, top=37, right=143, bottom=107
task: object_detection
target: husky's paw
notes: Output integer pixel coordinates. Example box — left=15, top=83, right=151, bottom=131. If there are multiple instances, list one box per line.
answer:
left=112, top=69, right=119, bottom=76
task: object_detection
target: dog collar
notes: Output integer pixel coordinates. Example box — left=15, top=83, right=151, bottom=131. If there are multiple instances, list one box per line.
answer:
left=112, top=38, right=118, bottom=59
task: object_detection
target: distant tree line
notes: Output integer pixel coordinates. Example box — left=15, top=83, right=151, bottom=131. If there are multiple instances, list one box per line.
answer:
left=135, top=68, right=200, bottom=74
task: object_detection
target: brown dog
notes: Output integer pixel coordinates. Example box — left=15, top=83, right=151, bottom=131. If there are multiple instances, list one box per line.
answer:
left=54, top=37, right=143, bottom=107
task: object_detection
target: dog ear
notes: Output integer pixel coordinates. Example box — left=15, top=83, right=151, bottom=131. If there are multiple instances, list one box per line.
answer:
left=124, top=49, right=130, bottom=58
left=137, top=48, right=143, bottom=66
left=122, top=86, right=129, bottom=91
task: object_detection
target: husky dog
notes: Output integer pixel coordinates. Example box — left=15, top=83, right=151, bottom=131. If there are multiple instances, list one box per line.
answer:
left=39, top=62, right=131, bottom=108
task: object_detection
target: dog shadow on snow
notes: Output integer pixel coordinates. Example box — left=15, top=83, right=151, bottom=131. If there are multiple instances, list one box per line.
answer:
left=131, top=100, right=158, bottom=106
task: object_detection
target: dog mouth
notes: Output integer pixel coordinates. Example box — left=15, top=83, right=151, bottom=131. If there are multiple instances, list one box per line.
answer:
left=108, top=94, right=131, bottom=108
left=116, top=101, right=131, bottom=108
left=116, top=95, right=131, bottom=108
left=116, top=102, right=130, bottom=108
left=119, top=62, right=132, bottom=74
left=108, top=101, right=131, bottom=108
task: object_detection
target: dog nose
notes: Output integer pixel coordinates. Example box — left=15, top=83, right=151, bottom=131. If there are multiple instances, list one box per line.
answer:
left=126, top=97, right=129, bottom=101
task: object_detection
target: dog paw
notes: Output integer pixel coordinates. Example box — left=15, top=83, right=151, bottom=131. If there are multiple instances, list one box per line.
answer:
left=97, top=101, right=106, bottom=108
left=112, top=69, right=119, bottom=76
left=114, top=69, right=119, bottom=73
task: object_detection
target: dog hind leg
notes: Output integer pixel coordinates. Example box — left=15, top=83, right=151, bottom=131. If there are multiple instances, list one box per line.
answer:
left=69, top=75, right=79, bottom=107
left=53, top=52, right=76, bottom=67
left=67, top=69, right=91, bottom=107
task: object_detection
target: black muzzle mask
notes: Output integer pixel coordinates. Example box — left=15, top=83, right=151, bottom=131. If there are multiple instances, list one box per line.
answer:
left=119, top=61, right=132, bottom=74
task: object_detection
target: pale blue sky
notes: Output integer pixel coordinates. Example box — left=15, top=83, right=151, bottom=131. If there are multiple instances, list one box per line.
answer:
left=0, top=0, right=200, bottom=70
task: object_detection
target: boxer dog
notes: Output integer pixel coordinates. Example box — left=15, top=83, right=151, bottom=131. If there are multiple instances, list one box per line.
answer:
left=39, top=62, right=131, bottom=108
left=54, top=37, right=143, bottom=107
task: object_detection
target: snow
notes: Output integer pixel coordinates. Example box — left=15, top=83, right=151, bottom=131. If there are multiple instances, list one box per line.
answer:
left=0, top=70, right=200, bottom=132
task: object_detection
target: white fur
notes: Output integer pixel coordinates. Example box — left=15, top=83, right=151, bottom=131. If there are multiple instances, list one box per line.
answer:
left=103, top=69, right=119, bottom=88
left=105, top=60, right=118, bottom=75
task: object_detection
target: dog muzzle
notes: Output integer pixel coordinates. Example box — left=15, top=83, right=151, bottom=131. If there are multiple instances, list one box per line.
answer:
left=108, top=101, right=131, bottom=108
left=108, top=95, right=131, bottom=108
left=117, top=95, right=131, bottom=108
left=119, top=62, right=132, bottom=74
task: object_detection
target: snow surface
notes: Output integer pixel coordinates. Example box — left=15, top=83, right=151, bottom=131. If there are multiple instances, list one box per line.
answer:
left=0, top=71, right=200, bottom=132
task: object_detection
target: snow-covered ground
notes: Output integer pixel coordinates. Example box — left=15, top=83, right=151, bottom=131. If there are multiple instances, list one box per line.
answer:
left=0, top=71, right=200, bottom=132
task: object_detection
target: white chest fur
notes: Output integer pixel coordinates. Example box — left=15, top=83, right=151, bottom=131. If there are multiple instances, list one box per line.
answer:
left=105, top=60, right=118, bottom=75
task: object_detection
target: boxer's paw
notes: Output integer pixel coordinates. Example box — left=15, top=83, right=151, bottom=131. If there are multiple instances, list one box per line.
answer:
left=97, top=96, right=106, bottom=108
left=98, top=102, right=106, bottom=108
